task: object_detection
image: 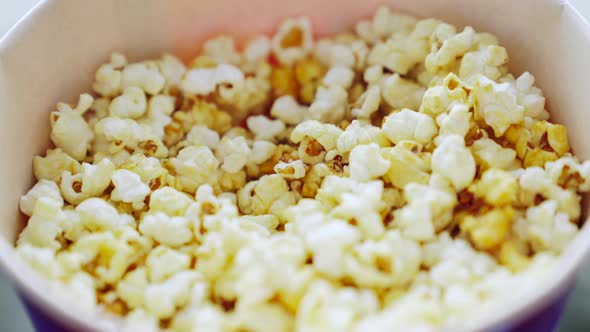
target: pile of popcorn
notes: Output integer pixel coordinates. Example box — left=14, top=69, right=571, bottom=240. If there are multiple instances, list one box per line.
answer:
left=16, top=6, right=590, bottom=331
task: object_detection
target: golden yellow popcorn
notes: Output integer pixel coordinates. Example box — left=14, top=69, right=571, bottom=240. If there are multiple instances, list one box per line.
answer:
left=469, top=169, right=517, bottom=207
left=460, top=207, right=514, bottom=251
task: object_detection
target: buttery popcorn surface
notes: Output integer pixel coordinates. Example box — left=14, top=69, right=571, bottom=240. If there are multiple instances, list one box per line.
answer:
left=17, top=5, right=589, bottom=331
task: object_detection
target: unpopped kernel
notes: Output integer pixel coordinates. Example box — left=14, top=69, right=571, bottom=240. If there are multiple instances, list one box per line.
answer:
left=16, top=5, right=589, bottom=332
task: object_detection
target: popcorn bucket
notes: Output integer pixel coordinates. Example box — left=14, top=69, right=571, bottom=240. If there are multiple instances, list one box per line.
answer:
left=1, top=0, right=590, bottom=331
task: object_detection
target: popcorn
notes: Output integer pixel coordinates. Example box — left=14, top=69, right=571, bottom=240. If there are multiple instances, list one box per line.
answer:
left=432, top=135, right=476, bottom=190
left=247, top=115, right=286, bottom=141
left=158, top=54, right=187, bottom=87
left=381, top=142, right=431, bottom=189
left=244, top=36, right=272, bottom=64
left=271, top=95, right=308, bottom=125
left=149, top=186, right=194, bottom=216
left=460, top=207, right=514, bottom=250
left=17, top=197, right=63, bottom=250
left=249, top=140, right=277, bottom=165
left=436, top=104, right=471, bottom=139
left=146, top=245, right=191, bottom=282
left=322, top=67, right=355, bottom=89
left=474, top=76, right=524, bottom=136
left=419, top=73, right=472, bottom=117
left=139, top=212, right=193, bottom=247
left=337, top=120, right=390, bottom=153
left=272, top=17, right=314, bottom=66
left=471, top=138, right=518, bottom=170
left=185, top=124, right=221, bottom=149
left=109, top=86, right=147, bottom=118
left=274, top=160, right=307, bottom=179
left=345, top=230, right=422, bottom=288
left=425, top=27, right=475, bottom=73
left=351, top=85, right=381, bottom=119
left=524, top=200, right=577, bottom=253
left=519, top=167, right=581, bottom=219
left=380, top=74, right=425, bottom=110
left=308, top=85, right=348, bottom=123
left=382, top=109, right=438, bottom=145
left=111, top=169, right=151, bottom=209
left=349, top=143, right=391, bottom=181
left=469, top=169, right=518, bottom=206
left=216, top=136, right=251, bottom=173
left=50, top=94, right=94, bottom=160
left=144, top=271, right=200, bottom=319
left=202, top=35, right=241, bottom=65
left=121, top=62, right=166, bottom=95
left=167, top=146, right=219, bottom=194
left=459, top=45, right=508, bottom=82
left=181, top=64, right=244, bottom=95
left=93, top=54, right=124, bottom=97
left=394, top=183, right=456, bottom=241
left=291, top=120, right=343, bottom=151
left=117, top=267, right=149, bottom=309
left=20, top=179, right=63, bottom=217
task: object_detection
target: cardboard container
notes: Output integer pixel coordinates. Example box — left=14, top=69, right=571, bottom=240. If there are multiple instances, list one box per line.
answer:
left=1, top=0, right=590, bottom=331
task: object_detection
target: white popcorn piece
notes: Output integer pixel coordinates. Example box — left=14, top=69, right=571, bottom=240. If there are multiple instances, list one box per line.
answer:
left=382, top=108, right=438, bottom=145
left=121, top=62, right=166, bottom=95
left=74, top=198, right=118, bottom=232
left=322, top=67, right=355, bottom=89
left=272, top=17, right=314, bottom=66
left=513, top=72, right=549, bottom=120
left=352, top=85, right=381, bottom=119
left=305, top=220, right=361, bottom=278
left=380, top=74, right=425, bottom=111
left=432, top=135, right=476, bottom=190
left=185, top=125, right=221, bottom=150
left=117, top=267, right=149, bottom=309
left=216, top=136, right=251, bottom=173
left=249, top=141, right=277, bottom=165
left=337, top=120, right=390, bottom=153
left=459, top=45, right=508, bottom=82
left=139, top=212, right=193, bottom=247
left=394, top=183, right=456, bottom=241
left=20, top=179, right=63, bottom=217
left=274, top=160, right=307, bottom=179
left=146, top=245, right=191, bottom=282
left=202, top=35, right=242, bottom=65
left=17, top=197, right=63, bottom=250
left=149, top=186, right=194, bottom=216
left=109, top=86, right=147, bottom=118
left=291, top=120, right=343, bottom=151
left=244, top=36, right=272, bottom=64
left=60, top=159, right=115, bottom=205
left=168, top=146, right=219, bottom=193
left=144, top=271, right=200, bottom=319
left=345, top=230, right=422, bottom=288
left=519, top=167, right=581, bottom=220
left=474, top=76, right=524, bottom=136
left=270, top=95, right=308, bottom=125
left=93, top=59, right=123, bottom=97
left=17, top=244, right=63, bottom=278
left=425, top=27, right=476, bottom=73
left=308, top=85, right=348, bottom=123
left=247, top=115, right=286, bottom=141
left=349, top=143, right=391, bottom=181
left=471, top=138, right=518, bottom=170
left=111, top=169, right=151, bottom=209
left=123, top=309, right=159, bottom=332
left=50, top=94, right=94, bottom=161
left=33, top=148, right=81, bottom=182
left=436, top=104, right=471, bottom=139
left=525, top=200, right=577, bottom=253
left=181, top=64, right=244, bottom=95
left=329, top=44, right=356, bottom=68
left=158, top=54, right=187, bottom=87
